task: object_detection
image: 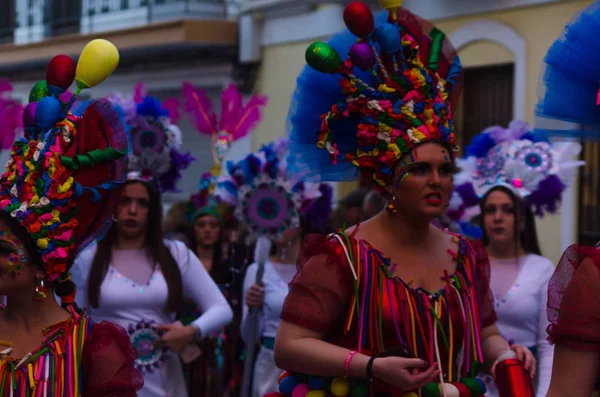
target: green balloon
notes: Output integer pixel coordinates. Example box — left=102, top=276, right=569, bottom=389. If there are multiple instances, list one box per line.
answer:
left=29, top=80, right=48, bottom=103
left=305, top=42, right=342, bottom=74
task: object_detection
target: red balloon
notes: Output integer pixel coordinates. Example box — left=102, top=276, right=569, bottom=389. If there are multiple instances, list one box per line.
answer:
left=46, top=55, right=76, bottom=91
left=344, top=2, right=374, bottom=38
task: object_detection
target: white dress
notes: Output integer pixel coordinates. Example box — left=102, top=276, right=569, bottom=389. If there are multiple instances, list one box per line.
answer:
left=71, top=239, right=234, bottom=397
left=478, top=254, right=555, bottom=397
left=241, top=260, right=296, bottom=397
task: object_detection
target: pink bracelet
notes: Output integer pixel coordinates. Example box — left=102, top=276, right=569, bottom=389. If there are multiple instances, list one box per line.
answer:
left=344, top=350, right=358, bottom=376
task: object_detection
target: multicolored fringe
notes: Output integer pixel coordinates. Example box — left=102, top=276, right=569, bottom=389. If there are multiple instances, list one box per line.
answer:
left=0, top=308, right=91, bottom=397
left=335, top=231, right=485, bottom=382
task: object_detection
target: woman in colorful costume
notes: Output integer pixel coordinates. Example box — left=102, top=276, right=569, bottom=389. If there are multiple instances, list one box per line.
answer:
left=273, top=1, right=536, bottom=396
left=0, top=43, right=144, bottom=395
left=71, top=89, right=233, bottom=397
left=214, top=137, right=332, bottom=397
left=453, top=120, right=584, bottom=396
left=179, top=82, right=268, bottom=397
left=532, top=3, right=600, bottom=395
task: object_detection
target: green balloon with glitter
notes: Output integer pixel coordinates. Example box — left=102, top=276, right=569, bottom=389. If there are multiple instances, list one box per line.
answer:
left=29, top=80, right=49, bottom=103
left=305, top=42, right=343, bottom=74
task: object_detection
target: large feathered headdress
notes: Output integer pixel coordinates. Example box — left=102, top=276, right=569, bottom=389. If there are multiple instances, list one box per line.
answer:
left=453, top=120, right=584, bottom=218
left=184, top=83, right=268, bottom=220
left=108, top=83, right=193, bottom=192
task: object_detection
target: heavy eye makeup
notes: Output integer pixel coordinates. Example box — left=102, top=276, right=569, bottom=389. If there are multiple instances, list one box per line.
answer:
left=0, top=241, right=17, bottom=256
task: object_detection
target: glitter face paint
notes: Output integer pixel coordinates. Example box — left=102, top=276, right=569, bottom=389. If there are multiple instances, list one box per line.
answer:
left=0, top=228, right=27, bottom=274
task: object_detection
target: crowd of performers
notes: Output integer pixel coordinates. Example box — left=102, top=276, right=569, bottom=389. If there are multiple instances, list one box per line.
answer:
left=2, top=0, right=600, bottom=396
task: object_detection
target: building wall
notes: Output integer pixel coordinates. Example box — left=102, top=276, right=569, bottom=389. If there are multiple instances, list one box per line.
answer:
left=252, top=0, right=594, bottom=262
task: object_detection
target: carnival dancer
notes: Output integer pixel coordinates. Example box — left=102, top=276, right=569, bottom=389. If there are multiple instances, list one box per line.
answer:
left=271, top=1, right=537, bottom=396
left=181, top=81, right=268, bottom=397
left=214, top=137, right=332, bottom=397
left=531, top=3, right=600, bottom=395
left=71, top=87, right=233, bottom=397
left=452, top=120, right=584, bottom=396
left=0, top=42, right=144, bottom=395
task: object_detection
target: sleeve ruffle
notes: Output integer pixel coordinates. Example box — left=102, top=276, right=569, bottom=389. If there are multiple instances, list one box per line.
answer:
left=547, top=244, right=600, bottom=350
left=280, top=234, right=354, bottom=334
left=82, top=320, right=144, bottom=396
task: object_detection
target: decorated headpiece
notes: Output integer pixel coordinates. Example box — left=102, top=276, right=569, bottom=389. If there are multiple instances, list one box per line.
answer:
left=108, top=83, right=193, bottom=192
left=0, top=40, right=128, bottom=282
left=214, top=138, right=331, bottom=239
left=535, top=2, right=600, bottom=139
left=453, top=120, right=584, bottom=218
left=286, top=0, right=462, bottom=189
left=183, top=82, right=268, bottom=221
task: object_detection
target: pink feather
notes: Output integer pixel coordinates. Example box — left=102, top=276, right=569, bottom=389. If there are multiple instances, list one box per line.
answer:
left=226, top=93, right=268, bottom=140
left=182, top=81, right=217, bottom=135
left=219, top=84, right=243, bottom=132
left=162, top=97, right=181, bottom=124
left=0, top=81, right=23, bottom=149
left=134, top=82, right=147, bottom=104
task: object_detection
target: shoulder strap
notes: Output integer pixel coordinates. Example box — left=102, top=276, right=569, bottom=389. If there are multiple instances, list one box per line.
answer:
left=327, top=232, right=358, bottom=281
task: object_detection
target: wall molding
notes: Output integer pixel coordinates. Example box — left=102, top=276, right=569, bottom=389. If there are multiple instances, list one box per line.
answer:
left=450, top=19, right=527, bottom=121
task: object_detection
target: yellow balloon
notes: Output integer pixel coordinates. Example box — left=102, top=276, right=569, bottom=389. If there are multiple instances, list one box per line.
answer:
left=76, top=39, right=119, bottom=89
left=378, top=0, right=402, bottom=10
left=306, top=391, right=326, bottom=397
left=330, top=378, right=349, bottom=397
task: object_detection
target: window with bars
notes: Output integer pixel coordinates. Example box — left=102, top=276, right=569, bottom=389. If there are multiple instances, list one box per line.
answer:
left=50, top=0, right=81, bottom=36
left=578, top=143, right=600, bottom=246
left=0, top=0, right=16, bottom=43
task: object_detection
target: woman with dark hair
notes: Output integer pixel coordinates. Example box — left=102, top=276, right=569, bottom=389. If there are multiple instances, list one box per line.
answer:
left=270, top=2, right=536, bottom=395
left=0, top=47, right=143, bottom=395
left=453, top=120, right=584, bottom=397
left=216, top=138, right=333, bottom=397
left=71, top=93, right=233, bottom=397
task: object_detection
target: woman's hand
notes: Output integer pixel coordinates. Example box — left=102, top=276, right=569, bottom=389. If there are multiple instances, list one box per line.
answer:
left=155, top=321, right=196, bottom=353
left=245, top=283, right=265, bottom=307
left=372, top=357, right=439, bottom=391
left=491, top=344, right=537, bottom=379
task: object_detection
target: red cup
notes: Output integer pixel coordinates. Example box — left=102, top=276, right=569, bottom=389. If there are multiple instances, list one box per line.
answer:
left=495, top=358, right=534, bottom=397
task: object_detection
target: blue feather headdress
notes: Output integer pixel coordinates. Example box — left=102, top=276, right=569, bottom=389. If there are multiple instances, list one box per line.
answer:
left=215, top=138, right=331, bottom=239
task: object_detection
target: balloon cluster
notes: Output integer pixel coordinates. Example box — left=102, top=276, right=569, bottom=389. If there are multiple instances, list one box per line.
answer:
left=23, top=39, right=120, bottom=139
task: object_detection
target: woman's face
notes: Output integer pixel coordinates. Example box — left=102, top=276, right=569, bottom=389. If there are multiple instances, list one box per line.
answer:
left=483, top=189, right=517, bottom=246
left=389, top=142, right=454, bottom=219
left=194, top=215, right=221, bottom=248
left=0, top=219, right=39, bottom=296
left=116, top=182, right=151, bottom=239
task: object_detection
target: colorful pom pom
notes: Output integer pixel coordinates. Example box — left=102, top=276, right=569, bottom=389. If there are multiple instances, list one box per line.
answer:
left=292, top=383, right=310, bottom=397
left=280, top=376, right=299, bottom=394
left=308, top=376, right=327, bottom=390
left=330, top=378, right=350, bottom=397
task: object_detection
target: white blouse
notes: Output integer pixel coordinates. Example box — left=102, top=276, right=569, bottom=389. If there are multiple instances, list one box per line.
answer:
left=71, top=239, right=233, bottom=397
left=241, top=260, right=296, bottom=342
left=479, top=254, right=555, bottom=397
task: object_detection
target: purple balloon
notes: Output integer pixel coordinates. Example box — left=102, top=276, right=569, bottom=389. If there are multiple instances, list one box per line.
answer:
left=22, top=102, right=37, bottom=128
left=349, top=41, right=376, bottom=71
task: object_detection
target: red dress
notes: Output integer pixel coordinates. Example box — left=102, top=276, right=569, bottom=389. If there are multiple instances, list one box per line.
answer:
left=0, top=310, right=143, bottom=396
left=547, top=244, right=600, bottom=350
left=279, top=233, right=496, bottom=395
